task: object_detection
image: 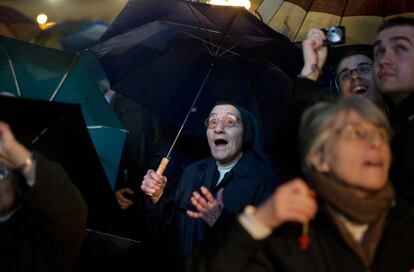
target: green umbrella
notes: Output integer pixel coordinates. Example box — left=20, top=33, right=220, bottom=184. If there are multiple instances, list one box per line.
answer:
left=0, top=35, right=127, bottom=189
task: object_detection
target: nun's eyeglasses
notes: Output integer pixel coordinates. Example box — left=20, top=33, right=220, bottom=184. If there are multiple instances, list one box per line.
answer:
left=204, top=115, right=241, bottom=129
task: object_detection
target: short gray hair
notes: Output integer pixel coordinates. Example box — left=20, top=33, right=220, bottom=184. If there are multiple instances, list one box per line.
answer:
left=299, top=96, right=391, bottom=176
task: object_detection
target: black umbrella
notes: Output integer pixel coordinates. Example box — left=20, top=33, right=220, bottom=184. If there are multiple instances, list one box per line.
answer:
left=93, top=0, right=302, bottom=175
left=0, top=95, right=119, bottom=230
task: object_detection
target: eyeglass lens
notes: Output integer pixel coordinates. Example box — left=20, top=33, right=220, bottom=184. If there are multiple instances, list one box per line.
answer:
left=205, top=115, right=239, bottom=129
left=338, top=63, right=372, bottom=82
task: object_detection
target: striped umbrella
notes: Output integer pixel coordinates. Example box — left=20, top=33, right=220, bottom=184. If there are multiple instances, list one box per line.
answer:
left=256, top=0, right=414, bottom=45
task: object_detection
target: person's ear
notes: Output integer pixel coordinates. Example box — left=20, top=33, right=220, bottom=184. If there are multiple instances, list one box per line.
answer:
left=309, top=152, right=330, bottom=173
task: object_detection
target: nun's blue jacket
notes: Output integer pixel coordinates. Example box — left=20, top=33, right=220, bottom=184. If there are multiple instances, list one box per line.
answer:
left=142, top=150, right=280, bottom=265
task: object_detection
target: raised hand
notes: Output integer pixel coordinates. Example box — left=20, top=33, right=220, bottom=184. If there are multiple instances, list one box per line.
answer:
left=0, top=122, right=33, bottom=179
left=187, top=186, right=224, bottom=227
left=253, top=178, right=317, bottom=230
left=300, top=28, right=328, bottom=81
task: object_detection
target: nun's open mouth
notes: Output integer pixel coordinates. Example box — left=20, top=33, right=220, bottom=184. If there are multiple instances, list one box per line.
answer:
left=215, top=139, right=228, bottom=146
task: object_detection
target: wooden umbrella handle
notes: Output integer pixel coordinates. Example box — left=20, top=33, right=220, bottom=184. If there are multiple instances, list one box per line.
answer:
left=145, top=157, right=170, bottom=199
left=156, top=157, right=170, bottom=176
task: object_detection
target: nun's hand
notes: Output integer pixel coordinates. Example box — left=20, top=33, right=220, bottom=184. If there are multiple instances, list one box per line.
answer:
left=141, top=169, right=167, bottom=204
left=187, top=186, right=224, bottom=227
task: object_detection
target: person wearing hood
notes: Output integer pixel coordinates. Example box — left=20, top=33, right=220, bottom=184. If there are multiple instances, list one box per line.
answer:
left=189, top=96, right=414, bottom=272
left=140, top=103, right=281, bottom=271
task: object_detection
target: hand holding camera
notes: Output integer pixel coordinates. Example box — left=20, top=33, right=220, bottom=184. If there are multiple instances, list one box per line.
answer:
left=300, top=26, right=346, bottom=81
left=322, top=26, right=345, bottom=45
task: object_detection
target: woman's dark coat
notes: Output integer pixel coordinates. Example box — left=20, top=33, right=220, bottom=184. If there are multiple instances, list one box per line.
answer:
left=386, top=93, right=414, bottom=204
left=189, top=200, right=414, bottom=272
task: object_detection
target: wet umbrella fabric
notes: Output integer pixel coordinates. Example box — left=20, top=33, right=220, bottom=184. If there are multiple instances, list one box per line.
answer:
left=0, top=5, right=41, bottom=42
left=0, top=95, right=118, bottom=228
left=34, top=20, right=110, bottom=52
left=256, top=0, right=414, bottom=45
left=92, top=0, right=302, bottom=150
left=0, top=35, right=127, bottom=189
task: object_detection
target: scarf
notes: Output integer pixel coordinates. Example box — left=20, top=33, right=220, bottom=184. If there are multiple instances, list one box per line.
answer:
left=309, top=172, right=395, bottom=267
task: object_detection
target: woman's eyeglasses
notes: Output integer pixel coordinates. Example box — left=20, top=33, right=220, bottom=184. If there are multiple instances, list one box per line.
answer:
left=335, top=123, right=389, bottom=144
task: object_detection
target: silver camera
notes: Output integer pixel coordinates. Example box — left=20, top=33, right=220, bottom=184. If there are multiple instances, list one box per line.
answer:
left=322, top=26, right=345, bottom=45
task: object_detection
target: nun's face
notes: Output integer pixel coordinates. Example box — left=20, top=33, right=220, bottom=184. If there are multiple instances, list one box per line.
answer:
left=206, top=105, right=243, bottom=164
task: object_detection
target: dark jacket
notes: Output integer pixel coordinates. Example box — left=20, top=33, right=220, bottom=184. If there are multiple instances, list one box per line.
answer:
left=142, top=150, right=280, bottom=269
left=189, top=200, right=414, bottom=272
left=271, top=77, right=327, bottom=180
left=0, top=153, right=88, bottom=272
left=386, top=93, right=414, bottom=204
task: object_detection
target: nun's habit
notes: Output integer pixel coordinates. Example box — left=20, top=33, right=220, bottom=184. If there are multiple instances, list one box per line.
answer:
left=140, top=104, right=280, bottom=270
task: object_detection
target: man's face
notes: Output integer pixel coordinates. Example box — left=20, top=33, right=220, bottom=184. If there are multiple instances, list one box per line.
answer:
left=336, top=54, right=379, bottom=102
left=206, top=105, right=243, bottom=165
left=0, top=177, right=17, bottom=216
left=373, top=25, right=414, bottom=104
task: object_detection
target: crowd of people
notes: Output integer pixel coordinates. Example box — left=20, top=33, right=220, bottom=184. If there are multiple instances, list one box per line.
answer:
left=1, top=14, right=414, bottom=272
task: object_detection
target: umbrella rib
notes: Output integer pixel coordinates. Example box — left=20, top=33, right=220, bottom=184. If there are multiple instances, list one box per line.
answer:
left=49, top=54, right=78, bottom=101
left=31, top=128, right=48, bottom=145
left=170, top=26, right=239, bottom=56
left=338, top=0, right=350, bottom=27
left=164, top=9, right=241, bottom=158
left=165, top=66, right=215, bottom=159
left=292, top=0, right=317, bottom=42
left=186, top=2, right=216, bottom=52
left=163, top=20, right=223, bottom=35
left=0, top=41, right=21, bottom=96
left=163, top=21, right=243, bottom=57
left=172, top=27, right=279, bottom=72
left=87, top=125, right=128, bottom=133
left=218, top=44, right=238, bottom=57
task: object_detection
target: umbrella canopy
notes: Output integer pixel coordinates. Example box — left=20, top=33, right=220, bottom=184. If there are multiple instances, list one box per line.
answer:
left=256, top=0, right=414, bottom=45
left=0, top=95, right=119, bottom=228
left=34, top=20, right=110, bottom=52
left=0, top=5, right=41, bottom=42
left=0, top=35, right=127, bottom=189
left=92, top=0, right=302, bottom=150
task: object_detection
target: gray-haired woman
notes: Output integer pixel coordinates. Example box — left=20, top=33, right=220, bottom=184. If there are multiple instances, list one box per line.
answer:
left=189, top=96, right=414, bottom=272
